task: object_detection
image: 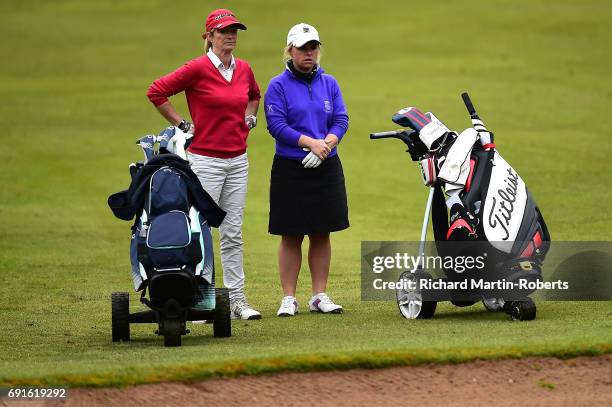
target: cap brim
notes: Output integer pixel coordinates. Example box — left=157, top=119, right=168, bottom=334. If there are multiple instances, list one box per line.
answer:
left=292, top=38, right=321, bottom=48
left=217, top=21, right=247, bottom=31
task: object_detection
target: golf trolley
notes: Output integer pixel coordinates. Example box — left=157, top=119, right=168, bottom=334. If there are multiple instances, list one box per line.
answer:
left=108, top=127, right=230, bottom=346
left=370, top=93, right=550, bottom=321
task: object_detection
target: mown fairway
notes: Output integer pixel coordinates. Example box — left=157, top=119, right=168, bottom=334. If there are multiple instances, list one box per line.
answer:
left=1, top=0, right=610, bottom=386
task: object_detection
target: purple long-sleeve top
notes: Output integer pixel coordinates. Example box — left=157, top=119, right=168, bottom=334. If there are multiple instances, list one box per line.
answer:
left=264, top=66, right=349, bottom=160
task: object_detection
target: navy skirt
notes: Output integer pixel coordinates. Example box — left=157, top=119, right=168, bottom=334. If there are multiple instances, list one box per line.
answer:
left=269, top=154, right=349, bottom=235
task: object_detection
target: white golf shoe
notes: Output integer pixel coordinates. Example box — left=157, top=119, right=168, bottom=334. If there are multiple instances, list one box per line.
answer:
left=231, top=299, right=262, bottom=320
left=482, top=297, right=505, bottom=311
left=277, top=296, right=299, bottom=317
left=309, top=293, right=343, bottom=314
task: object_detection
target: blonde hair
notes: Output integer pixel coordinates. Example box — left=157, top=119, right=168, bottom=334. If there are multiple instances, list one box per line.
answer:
left=203, top=30, right=214, bottom=52
left=283, top=44, right=322, bottom=64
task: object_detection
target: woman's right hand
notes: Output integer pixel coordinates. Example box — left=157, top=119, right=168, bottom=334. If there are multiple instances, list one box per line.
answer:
left=301, top=137, right=331, bottom=160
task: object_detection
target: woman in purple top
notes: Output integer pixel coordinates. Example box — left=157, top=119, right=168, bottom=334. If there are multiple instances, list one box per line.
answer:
left=264, top=23, right=349, bottom=317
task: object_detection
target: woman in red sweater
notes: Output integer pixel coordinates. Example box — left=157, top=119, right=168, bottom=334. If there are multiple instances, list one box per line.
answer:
left=147, top=9, right=262, bottom=320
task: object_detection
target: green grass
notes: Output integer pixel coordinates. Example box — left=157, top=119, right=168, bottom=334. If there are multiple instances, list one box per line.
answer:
left=1, top=0, right=611, bottom=387
left=537, top=379, right=556, bottom=390
left=1, top=301, right=610, bottom=387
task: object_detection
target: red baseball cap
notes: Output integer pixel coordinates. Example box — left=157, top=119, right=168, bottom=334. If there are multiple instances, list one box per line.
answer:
left=205, top=9, right=247, bottom=32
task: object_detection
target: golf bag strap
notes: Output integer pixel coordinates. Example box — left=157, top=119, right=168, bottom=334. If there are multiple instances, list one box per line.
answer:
left=130, top=217, right=139, bottom=234
left=140, top=287, right=150, bottom=307
left=140, top=287, right=163, bottom=314
left=432, top=184, right=449, bottom=254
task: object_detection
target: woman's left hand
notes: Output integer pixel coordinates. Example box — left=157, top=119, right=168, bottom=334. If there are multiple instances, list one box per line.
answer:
left=324, top=134, right=339, bottom=149
left=245, top=114, right=257, bottom=129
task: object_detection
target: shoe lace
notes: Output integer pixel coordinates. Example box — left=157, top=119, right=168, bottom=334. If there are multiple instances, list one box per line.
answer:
left=232, top=299, right=251, bottom=312
left=317, top=294, right=334, bottom=305
left=281, top=297, right=296, bottom=308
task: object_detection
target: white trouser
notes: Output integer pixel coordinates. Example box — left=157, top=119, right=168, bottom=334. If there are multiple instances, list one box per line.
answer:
left=188, top=152, right=248, bottom=303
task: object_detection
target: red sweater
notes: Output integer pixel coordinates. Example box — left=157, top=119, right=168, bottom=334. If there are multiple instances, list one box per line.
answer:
left=147, top=55, right=261, bottom=158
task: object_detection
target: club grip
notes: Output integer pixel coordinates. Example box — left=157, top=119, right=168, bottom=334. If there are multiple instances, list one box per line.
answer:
left=461, top=92, right=476, bottom=116
left=370, top=131, right=399, bottom=139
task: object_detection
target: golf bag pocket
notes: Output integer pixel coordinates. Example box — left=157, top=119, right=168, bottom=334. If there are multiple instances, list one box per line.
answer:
left=146, top=167, right=189, bottom=216
left=138, top=211, right=202, bottom=269
left=191, top=211, right=215, bottom=283
left=147, top=211, right=191, bottom=249
left=130, top=221, right=147, bottom=292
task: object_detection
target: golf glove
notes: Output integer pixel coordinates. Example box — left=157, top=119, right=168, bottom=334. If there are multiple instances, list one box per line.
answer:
left=245, top=114, right=257, bottom=130
left=302, top=148, right=322, bottom=168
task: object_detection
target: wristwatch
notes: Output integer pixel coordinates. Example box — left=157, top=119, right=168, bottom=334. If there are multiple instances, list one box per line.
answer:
left=177, top=120, right=192, bottom=133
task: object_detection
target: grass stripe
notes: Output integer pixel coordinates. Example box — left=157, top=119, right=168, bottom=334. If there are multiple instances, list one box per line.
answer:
left=3, top=342, right=610, bottom=388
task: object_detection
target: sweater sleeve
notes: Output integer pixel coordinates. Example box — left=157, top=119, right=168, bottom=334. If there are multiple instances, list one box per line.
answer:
left=264, top=81, right=302, bottom=146
left=247, top=65, right=261, bottom=101
left=147, top=59, right=200, bottom=107
left=328, top=77, right=349, bottom=142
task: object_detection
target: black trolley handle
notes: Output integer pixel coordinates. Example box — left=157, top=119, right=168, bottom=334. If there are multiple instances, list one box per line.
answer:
left=370, top=129, right=418, bottom=146
left=370, top=130, right=402, bottom=139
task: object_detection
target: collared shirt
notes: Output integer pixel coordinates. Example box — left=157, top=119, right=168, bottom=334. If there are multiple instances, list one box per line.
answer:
left=207, top=49, right=236, bottom=82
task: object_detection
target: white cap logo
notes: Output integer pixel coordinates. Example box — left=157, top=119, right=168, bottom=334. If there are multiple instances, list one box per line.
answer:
left=287, top=23, right=320, bottom=47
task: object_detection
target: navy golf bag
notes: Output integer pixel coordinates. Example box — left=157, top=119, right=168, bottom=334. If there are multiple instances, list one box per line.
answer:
left=130, top=161, right=215, bottom=307
left=108, top=128, right=231, bottom=346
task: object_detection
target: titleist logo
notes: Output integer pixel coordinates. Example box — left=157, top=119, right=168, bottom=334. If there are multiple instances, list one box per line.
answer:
left=488, top=167, right=519, bottom=240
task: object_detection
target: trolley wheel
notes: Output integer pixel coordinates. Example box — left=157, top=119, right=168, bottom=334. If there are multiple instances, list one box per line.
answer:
left=111, top=292, right=130, bottom=342
left=213, top=288, right=231, bottom=337
left=396, top=270, right=437, bottom=319
left=164, top=333, right=181, bottom=347
left=162, top=319, right=182, bottom=347
left=503, top=298, right=537, bottom=321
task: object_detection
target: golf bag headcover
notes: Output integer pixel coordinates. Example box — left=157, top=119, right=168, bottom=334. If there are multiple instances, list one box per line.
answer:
left=137, top=135, right=156, bottom=162
left=392, top=107, right=451, bottom=150
left=419, top=155, right=437, bottom=186
left=156, top=126, right=194, bottom=157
